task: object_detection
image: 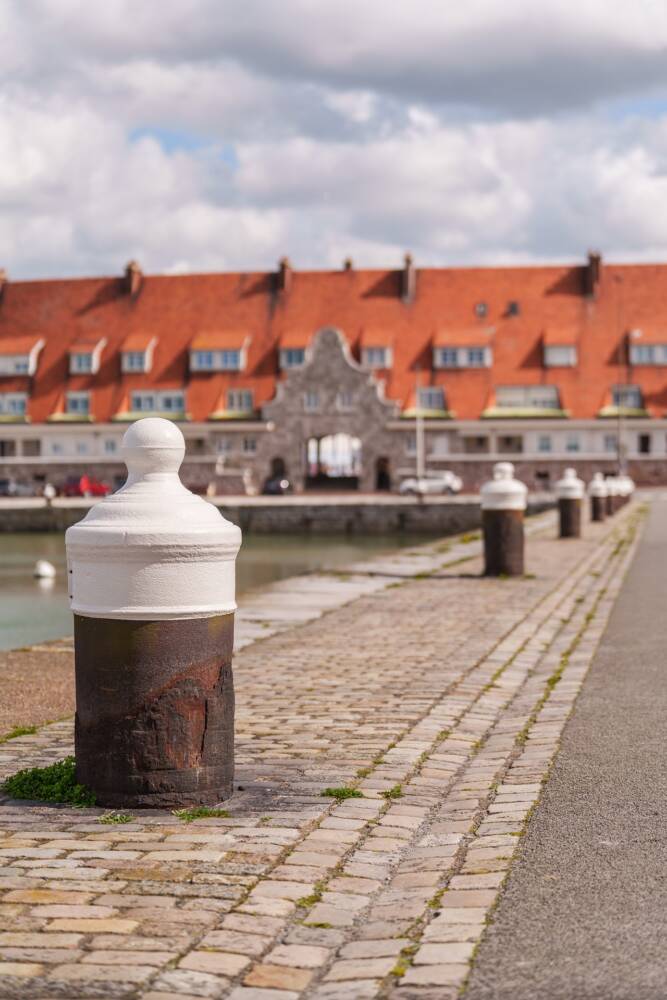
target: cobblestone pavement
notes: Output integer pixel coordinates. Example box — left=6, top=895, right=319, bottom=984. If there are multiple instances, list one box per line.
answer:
left=0, top=503, right=644, bottom=999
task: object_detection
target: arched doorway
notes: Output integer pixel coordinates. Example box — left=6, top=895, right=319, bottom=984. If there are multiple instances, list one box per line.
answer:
left=375, top=456, right=391, bottom=491
left=306, top=433, right=361, bottom=490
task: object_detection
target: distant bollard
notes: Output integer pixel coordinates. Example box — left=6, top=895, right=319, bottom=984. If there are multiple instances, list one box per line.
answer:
left=606, top=477, right=620, bottom=515
left=555, top=467, right=584, bottom=538
left=588, top=472, right=608, bottom=522
left=65, top=418, right=242, bottom=808
left=480, top=462, right=527, bottom=577
left=617, top=474, right=634, bottom=507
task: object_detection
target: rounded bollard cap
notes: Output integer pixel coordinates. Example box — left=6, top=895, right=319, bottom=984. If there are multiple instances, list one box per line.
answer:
left=555, top=467, right=585, bottom=500
left=616, top=473, right=634, bottom=497
left=588, top=471, right=609, bottom=497
left=606, top=475, right=621, bottom=496
left=65, top=418, right=242, bottom=620
left=480, top=462, right=528, bottom=511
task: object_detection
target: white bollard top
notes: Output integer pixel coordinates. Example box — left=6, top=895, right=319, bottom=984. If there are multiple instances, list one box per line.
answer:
left=480, top=462, right=528, bottom=511
left=555, top=467, right=585, bottom=500
left=606, top=475, right=620, bottom=496
left=65, top=418, right=242, bottom=620
left=588, top=471, right=609, bottom=498
left=616, top=473, right=634, bottom=497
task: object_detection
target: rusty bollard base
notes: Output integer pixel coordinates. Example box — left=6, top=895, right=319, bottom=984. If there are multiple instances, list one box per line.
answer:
left=480, top=462, right=527, bottom=578
left=483, top=509, right=525, bottom=576
left=74, top=614, right=235, bottom=808
left=558, top=497, right=582, bottom=538
left=65, top=418, right=242, bottom=810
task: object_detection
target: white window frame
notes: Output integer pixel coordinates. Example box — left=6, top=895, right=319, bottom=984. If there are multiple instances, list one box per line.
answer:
left=122, top=350, right=148, bottom=373
left=544, top=344, right=577, bottom=367
left=362, top=346, right=391, bottom=369
left=227, top=389, right=254, bottom=413
left=190, top=347, right=245, bottom=372
left=603, top=433, right=618, bottom=453
left=612, top=384, right=642, bottom=409
left=131, top=390, right=186, bottom=414
left=104, top=439, right=118, bottom=454
left=0, top=392, right=28, bottom=416
left=0, top=339, right=44, bottom=377
left=537, top=434, right=552, bottom=453
left=495, top=385, right=561, bottom=410
left=417, top=387, right=446, bottom=411
left=434, top=346, right=491, bottom=369
left=565, top=433, right=580, bottom=453
left=280, top=347, right=306, bottom=369
left=629, top=342, right=667, bottom=365
left=242, top=437, right=257, bottom=454
left=69, top=338, right=106, bottom=376
left=66, top=391, right=91, bottom=416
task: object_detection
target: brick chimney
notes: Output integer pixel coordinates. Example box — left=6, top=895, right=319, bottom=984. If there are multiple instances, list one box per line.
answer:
left=401, top=252, right=416, bottom=304
left=0, top=269, right=6, bottom=303
left=584, top=251, right=602, bottom=298
left=343, top=257, right=353, bottom=271
left=124, top=260, right=143, bottom=299
left=277, top=257, right=292, bottom=293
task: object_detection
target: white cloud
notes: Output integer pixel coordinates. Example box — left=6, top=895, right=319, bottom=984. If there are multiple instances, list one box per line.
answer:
left=3, top=1, right=667, bottom=277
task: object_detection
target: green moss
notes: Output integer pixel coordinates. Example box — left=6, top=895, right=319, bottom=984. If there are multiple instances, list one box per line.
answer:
left=356, top=767, right=372, bottom=778
left=172, top=806, right=230, bottom=823
left=321, top=786, right=363, bottom=802
left=460, top=531, right=480, bottom=544
left=2, top=757, right=95, bottom=807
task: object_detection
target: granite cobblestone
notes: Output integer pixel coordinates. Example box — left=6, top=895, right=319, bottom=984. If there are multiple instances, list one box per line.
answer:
left=0, top=506, right=642, bottom=998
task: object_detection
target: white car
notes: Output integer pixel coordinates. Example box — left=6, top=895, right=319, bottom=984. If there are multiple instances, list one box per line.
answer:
left=399, top=471, right=463, bottom=495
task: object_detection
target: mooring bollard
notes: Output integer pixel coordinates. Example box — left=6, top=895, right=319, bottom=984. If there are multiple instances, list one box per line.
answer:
left=588, top=472, right=608, bottom=522
left=480, top=462, right=527, bottom=577
left=606, top=476, right=620, bottom=515
left=556, top=467, right=584, bottom=538
left=65, top=418, right=242, bottom=808
left=617, top=473, right=634, bottom=506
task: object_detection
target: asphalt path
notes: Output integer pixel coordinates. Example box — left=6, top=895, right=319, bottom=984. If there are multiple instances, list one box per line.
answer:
left=465, top=500, right=667, bottom=1000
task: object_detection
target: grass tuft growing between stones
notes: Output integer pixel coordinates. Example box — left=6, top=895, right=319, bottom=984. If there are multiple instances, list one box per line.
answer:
left=172, top=806, right=230, bottom=823
left=98, top=811, right=135, bottom=825
left=381, top=784, right=403, bottom=800
left=2, top=756, right=96, bottom=807
left=0, top=725, right=38, bottom=744
left=321, top=786, right=364, bottom=802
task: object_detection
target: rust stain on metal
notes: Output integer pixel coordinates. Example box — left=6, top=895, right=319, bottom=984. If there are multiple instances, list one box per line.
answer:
left=74, top=613, right=235, bottom=808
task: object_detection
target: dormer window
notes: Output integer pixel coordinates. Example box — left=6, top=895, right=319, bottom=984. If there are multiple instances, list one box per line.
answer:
left=612, top=384, right=642, bottom=409
left=130, top=390, right=186, bottom=415
left=434, top=344, right=491, bottom=369
left=0, top=337, right=45, bottom=377
left=190, top=332, right=248, bottom=372
left=628, top=333, right=667, bottom=365
left=280, top=347, right=306, bottom=369
left=417, top=387, right=445, bottom=411
left=495, top=385, right=561, bottom=411
left=69, top=338, right=106, bottom=376
left=121, top=334, right=157, bottom=374
left=543, top=329, right=577, bottom=368
left=0, top=392, right=27, bottom=418
left=362, top=346, right=391, bottom=368
left=360, top=329, right=394, bottom=369
left=66, top=391, right=91, bottom=416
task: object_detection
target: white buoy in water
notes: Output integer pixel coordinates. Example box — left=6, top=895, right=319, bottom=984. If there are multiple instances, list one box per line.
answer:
left=34, top=560, right=56, bottom=579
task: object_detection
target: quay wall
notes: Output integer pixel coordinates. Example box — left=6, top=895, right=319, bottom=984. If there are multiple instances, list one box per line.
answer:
left=0, top=494, right=554, bottom=535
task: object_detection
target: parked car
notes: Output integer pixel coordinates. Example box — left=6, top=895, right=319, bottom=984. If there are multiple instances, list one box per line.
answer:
left=262, top=476, right=292, bottom=495
left=0, top=478, right=35, bottom=497
left=399, top=471, right=463, bottom=495
left=61, top=475, right=111, bottom=498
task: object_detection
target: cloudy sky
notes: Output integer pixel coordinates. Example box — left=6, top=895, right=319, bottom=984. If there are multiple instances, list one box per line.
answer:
left=3, top=0, right=667, bottom=279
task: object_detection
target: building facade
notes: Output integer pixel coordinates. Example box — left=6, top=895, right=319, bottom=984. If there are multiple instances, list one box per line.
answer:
left=1, top=253, right=667, bottom=494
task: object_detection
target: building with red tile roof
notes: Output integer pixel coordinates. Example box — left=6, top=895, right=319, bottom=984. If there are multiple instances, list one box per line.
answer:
left=0, top=252, right=666, bottom=494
